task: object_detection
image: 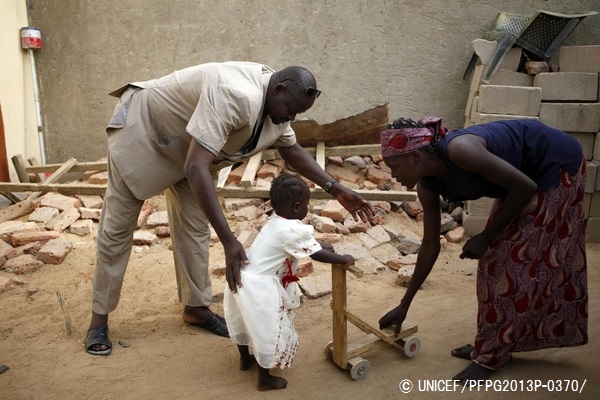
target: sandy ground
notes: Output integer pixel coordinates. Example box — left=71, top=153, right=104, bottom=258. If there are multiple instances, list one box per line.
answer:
left=0, top=195, right=598, bottom=400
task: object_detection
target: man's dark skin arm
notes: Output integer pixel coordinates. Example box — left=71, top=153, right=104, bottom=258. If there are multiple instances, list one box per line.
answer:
left=184, top=140, right=249, bottom=293
left=277, top=143, right=376, bottom=222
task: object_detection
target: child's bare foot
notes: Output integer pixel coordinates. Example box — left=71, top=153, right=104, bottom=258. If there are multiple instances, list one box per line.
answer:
left=240, top=354, right=256, bottom=371
left=257, top=375, right=287, bottom=391
left=257, top=366, right=287, bottom=391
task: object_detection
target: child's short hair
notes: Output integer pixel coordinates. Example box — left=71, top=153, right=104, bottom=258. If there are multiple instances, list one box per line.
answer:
left=270, top=173, right=308, bottom=210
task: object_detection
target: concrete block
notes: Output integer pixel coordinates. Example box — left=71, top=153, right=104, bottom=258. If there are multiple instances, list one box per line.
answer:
left=593, top=160, right=600, bottom=191
left=585, top=217, right=600, bottom=243
left=477, top=85, right=541, bottom=116
left=585, top=193, right=592, bottom=219
left=533, top=73, right=598, bottom=101
left=470, top=65, right=485, bottom=92
left=464, top=117, right=473, bottom=128
left=461, top=211, right=488, bottom=236
left=589, top=192, right=600, bottom=218
left=473, top=113, right=539, bottom=124
left=466, top=198, right=495, bottom=216
left=593, top=133, right=600, bottom=161
left=470, top=95, right=479, bottom=120
left=559, top=45, right=600, bottom=73
left=539, top=103, right=600, bottom=132
left=485, top=68, right=533, bottom=87
left=465, top=90, right=476, bottom=117
left=567, top=132, right=595, bottom=161
left=586, top=162, right=597, bottom=193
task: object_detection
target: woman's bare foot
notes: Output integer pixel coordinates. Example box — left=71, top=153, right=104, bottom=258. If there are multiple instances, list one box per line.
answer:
left=237, top=345, right=256, bottom=371
left=451, top=344, right=474, bottom=360
left=257, top=366, right=287, bottom=391
left=453, top=362, right=494, bottom=383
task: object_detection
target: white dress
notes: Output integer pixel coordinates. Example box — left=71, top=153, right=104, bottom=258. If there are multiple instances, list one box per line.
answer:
left=224, top=214, right=321, bottom=369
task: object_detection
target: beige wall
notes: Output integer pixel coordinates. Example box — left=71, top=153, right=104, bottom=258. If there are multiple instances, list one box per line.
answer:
left=19, top=0, right=600, bottom=164
left=1, top=0, right=42, bottom=181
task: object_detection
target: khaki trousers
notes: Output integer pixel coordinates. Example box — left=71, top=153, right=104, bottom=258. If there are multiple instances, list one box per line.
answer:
left=92, top=154, right=213, bottom=315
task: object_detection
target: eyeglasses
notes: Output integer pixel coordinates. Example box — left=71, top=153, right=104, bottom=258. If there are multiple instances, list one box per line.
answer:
left=280, top=79, right=321, bottom=98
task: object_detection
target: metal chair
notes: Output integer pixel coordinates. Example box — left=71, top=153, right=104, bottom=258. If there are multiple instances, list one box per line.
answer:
left=464, top=10, right=598, bottom=82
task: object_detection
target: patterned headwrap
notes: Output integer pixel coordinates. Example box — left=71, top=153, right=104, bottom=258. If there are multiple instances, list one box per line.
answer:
left=380, top=117, right=448, bottom=158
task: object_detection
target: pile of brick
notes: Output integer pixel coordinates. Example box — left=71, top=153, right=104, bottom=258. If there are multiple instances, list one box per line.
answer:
left=1, top=152, right=468, bottom=295
left=462, top=44, right=600, bottom=242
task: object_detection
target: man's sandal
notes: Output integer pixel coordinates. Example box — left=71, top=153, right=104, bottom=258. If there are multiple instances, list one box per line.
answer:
left=85, top=326, right=112, bottom=356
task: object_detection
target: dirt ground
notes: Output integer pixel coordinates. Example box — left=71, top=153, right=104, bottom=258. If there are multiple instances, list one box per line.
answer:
left=0, top=194, right=598, bottom=400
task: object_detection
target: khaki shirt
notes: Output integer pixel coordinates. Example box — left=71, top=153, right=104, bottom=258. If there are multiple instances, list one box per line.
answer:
left=106, top=61, right=296, bottom=199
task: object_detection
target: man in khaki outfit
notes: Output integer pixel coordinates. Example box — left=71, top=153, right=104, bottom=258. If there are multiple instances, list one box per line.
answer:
left=86, top=61, right=375, bottom=355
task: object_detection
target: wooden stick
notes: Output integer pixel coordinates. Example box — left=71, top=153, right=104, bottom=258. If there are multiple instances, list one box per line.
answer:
left=56, top=290, right=73, bottom=335
left=240, top=152, right=263, bottom=187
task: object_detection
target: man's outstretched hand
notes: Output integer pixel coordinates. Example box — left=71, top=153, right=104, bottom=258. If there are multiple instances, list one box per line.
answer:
left=334, top=187, right=375, bottom=222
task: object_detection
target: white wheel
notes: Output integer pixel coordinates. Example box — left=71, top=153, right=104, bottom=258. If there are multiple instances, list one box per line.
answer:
left=348, top=357, right=370, bottom=380
left=402, top=336, right=420, bottom=358
left=323, top=341, right=333, bottom=360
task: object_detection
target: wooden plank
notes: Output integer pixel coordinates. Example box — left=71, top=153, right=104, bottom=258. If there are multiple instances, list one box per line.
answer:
left=0, top=192, right=22, bottom=204
left=0, top=182, right=106, bottom=196
left=0, top=199, right=35, bottom=223
left=216, top=165, right=232, bottom=191
left=331, top=263, right=349, bottom=369
left=11, top=155, right=30, bottom=183
left=291, top=104, right=389, bottom=147
left=216, top=186, right=417, bottom=201
left=25, top=161, right=107, bottom=174
left=27, top=158, right=79, bottom=201
left=316, top=142, right=326, bottom=170
left=346, top=333, right=389, bottom=359
left=240, top=152, right=263, bottom=187
left=27, top=157, right=47, bottom=182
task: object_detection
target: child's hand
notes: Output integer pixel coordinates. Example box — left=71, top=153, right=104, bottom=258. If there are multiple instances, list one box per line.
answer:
left=319, top=242, right=334, bottom=252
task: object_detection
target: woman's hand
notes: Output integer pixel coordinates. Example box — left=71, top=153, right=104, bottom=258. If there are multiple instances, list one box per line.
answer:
left=460, top=233, right=491, bottom=259
left=378, top=304, right=408, bottom=335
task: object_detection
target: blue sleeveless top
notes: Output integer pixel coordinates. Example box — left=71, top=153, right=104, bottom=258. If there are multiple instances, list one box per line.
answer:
left=420, top=120, right=583, bottom=202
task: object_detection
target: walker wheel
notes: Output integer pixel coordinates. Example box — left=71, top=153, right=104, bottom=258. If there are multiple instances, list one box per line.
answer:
left=402, top=336, right=420, bottom=358
left=323, top=341, right=333, bottom=360
left=348, top=357, right=370, bottom=380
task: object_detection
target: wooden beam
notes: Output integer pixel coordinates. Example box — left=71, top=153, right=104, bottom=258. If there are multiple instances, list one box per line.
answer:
left=215, top=185, right=416, bottom=201
left=316, top=142, right=326, bottom=170
left=11, top=155, right=30, bottom=183
left=216, top=165, right=232, bottom=191
left=0, top=199, right=35, bottom=223
left=25, top=161, right=107, bottom=174
left=27, top=158, right=79, bottom=201
left=0, top=191, right=22, bottom=204
left=27, top=157, right=47, bottom=182
left=0, top=182, right=106, bottom=196
left=240, top=152, right=263, bottom=187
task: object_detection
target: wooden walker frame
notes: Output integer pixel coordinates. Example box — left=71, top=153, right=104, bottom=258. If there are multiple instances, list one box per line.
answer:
left=324, top=263, right=421, bottom=380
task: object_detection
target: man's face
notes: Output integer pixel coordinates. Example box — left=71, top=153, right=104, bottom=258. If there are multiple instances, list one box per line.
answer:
left=265, top=83, right=315, bottom=125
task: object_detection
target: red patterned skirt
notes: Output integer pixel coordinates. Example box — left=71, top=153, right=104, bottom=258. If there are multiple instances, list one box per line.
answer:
left=473, top=159, right=588, bottom=370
